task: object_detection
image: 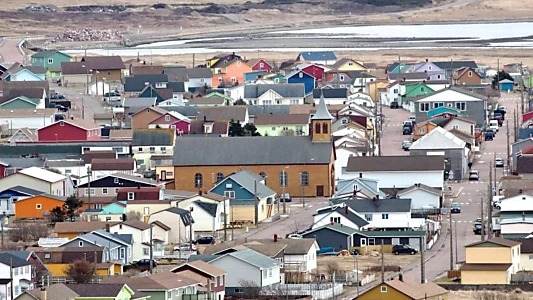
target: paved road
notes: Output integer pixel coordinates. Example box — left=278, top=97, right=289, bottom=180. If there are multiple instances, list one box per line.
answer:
left=0, top=39, right=23, bottom=64
left=380, top=105, right=413, bottom=156
left=52, top=83, right=107, bottom=121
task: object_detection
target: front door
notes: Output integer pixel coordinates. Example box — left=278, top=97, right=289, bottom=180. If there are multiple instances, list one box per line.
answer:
left=360, top=238, right=367, bottom=247
left=161, top=170, right=167, bottom=181
left=316, top=185, right=324, bottom=197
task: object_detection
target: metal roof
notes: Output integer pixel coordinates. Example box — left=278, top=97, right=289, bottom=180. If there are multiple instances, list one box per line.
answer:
left=330, top=197, right=412, bottom=213
left=410, top=127, right=466, bottom=150
left=217, top=248, right=281, bottom=269
left=244, top=84, right=305, bottom=98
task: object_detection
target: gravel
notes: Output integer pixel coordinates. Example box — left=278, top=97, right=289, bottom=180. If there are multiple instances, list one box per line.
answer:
left=51, top=28, right=123, bottom=43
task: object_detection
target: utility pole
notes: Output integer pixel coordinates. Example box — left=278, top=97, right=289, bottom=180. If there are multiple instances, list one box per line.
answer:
left=420, top=225, right=425, bottom=284
left=514, top=108, right=518, bottom=143
left=521, top=62, right=525, bottom=116
left=149, top=224, right=153, bottom=274
left=1, top=213, right=5, bottom=249
left=449, top=203, right=454, bottom=270
left=381, top=239, right=385, bottom=282
left=254, top=180, right=258, bottom=228
left=507, top=119, right=511, bottom=175
left=282, top=169, right=287, bottom=214
left=497, top=58, right=500, bottom=92
left=454, top=218, right=458, bottom=265
left=10, top=258, right=13, bottom=300
left=488, top=165, right=494, bottom=239
left=87, top=166, right=91, bottom=208
left=481, top=197, right=485, bottom=241
left=178, top=222, right=181, bottom=261
left=223, top=196, right=227, bottom=242
left=355, top=255, right=360, bottom=297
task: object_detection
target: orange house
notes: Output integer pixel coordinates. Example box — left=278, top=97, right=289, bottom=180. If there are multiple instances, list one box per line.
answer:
left=413, top=120, right=438, bottom=141
left=15, top=194, right=65, bottom=219
left=211, top=59, right=252, bottom=87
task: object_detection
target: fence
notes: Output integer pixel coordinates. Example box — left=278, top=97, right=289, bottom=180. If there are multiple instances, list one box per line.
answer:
left=511, top=273, right=533, bottom=283
left=438, top=283, right=533, bottom=292
left=334, top=273, right=375, bottom=286
left=265, top=283, right=343, bottom=300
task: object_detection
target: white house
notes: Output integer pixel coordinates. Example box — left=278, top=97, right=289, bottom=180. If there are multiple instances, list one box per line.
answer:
left=0, top=109, right=56, bottom=130
left=0, top=167, right=68, bottom=197
left=441, top=116, right=476, bottom=136
left=109, top=219, right=165, bottom=262
left=312, top=203, right=369, bottom=230
left=243, top=84, right=305, bottom=105
left=493, top=194, right=533, bottom=232
left=334, top=147, right=363, bottom=180
left=208, top=248, right=282, bottom=295
left=132, top=129, right=176, bottom=170
left=280, top=238, right=319, bottom=280
left=396, top=183, right=442, bottom=211
left=148, top=207, right=194, bottom=244
left=334, top=177, right=385, bottom=199
left=174, top=193, right=228, bottom=233
left=342, top=156, right=445, bottom=189
left=518, top=238, right=533, bottom=271
left=0, top=253, right=33, bottom=300
left=346, top=92, right=374, bottom=108
left=500, top=217, right=533, bottom=239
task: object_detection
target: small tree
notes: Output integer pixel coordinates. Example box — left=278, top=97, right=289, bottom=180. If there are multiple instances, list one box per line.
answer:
left=243, top=123, right=261, bottom=136
left=234, top=99, right=247, bottom=105
left=64, top=195, right=83, bottom=221
left=50, top=206, right=66, bottom=222
left=229, top=119, right=244, bottom=137
left=280, top=129, right=295, bottom=136
left=65, top=259, right=96, bottom=283
left=238, top=280, right=262, bottom=299
left=127, top=211, right=142, bottom=221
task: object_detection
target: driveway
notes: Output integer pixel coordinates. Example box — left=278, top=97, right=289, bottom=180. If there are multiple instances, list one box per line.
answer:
left=52, top=83, right=108, bottom=121
left=0, top=38, right=23, bottom=64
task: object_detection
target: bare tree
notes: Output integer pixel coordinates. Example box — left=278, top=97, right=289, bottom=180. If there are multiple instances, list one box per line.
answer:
left=8, top=222, right=50, bottom=243
left=325, top=261, right=341, bottom=276
left=280, top=129, right=295, bottom=136
left=127, top=211, right=142, bottom=221
left=238, top=280, right=262, bottom=299
left=65, top=259, right=96, bottom=283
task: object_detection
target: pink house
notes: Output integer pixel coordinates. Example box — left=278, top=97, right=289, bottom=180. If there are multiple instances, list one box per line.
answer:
left=249, top=59, right=273, bottom=72
left=148, top=111, right=191, bottom=134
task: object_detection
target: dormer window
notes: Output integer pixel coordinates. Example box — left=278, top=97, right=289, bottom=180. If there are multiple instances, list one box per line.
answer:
left=204, top=123, right=213, bottom=134
left=165, top=115, right=170, bottom=121
left=299, top=72, right=303, bottom=78
left=155, top=82, right=167, bottom=88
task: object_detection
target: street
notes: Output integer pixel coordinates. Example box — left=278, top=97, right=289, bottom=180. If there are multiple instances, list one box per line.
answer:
left=380, top=105, right=413, bottom=156
left=0, top=38, right=23, bottom=64
left=52, top=83, right=108, bottom=121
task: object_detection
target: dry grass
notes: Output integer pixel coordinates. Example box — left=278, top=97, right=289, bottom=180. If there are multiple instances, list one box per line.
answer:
left=449, top=290, right=533, bottom=300
left=2, top=0, right=259, bottom=10
left=316, top=253, right=419, bottom=275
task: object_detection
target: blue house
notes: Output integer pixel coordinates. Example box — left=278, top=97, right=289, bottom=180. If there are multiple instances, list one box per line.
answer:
left=284, top=70, right=315, bottom=94
left=60, top=229, right=133, bottom=264
left=499, top=79, right=514, bottom=92
left=0, top=65, right=45, bottom=82
left=244, top=71, right=267, bottom=83
left=209, top=169, right=276, bottom=224
left=297, top=51, right=337, bottom=65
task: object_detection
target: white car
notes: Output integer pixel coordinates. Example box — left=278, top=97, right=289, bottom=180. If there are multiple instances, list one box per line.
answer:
left=495, top=158, right=504, bottom=167
left=489, top=120, right=499, bottom=132
left=287, top=234, right=303, bottom=239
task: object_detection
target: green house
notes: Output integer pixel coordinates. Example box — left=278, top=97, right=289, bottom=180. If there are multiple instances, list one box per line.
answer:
left=0, top=96, right=41, bottom=109
left=400, top=83, right=434, bottom=104
left=204, top=92, right=233, bottom=103
left=31, top=50, right=71, bottom=80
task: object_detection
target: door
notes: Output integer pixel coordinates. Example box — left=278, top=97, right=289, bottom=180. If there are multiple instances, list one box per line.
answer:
left=360, top=238, right=367, bottom=247
left=316, top=185, right=324, bottom=197
left=392, top=238, right=400, bottom=246
left=161, top=170, right=167, bottom=181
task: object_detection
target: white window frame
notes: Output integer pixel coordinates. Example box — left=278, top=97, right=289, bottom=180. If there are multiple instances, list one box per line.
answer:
left=36, top=204, right=42, bottom=209
left=455, top=102, right=467, bottom=111
left=120, top=248, right=125, bottom=259
left=381, top=286, right=387, bottom=293
left=224, top=191, right=235, bottom=199
left=48, top=58, right=53, bottom=64
left=102, top=188, right=108, bottom=194
left=114, top=178, right=119, bottom=184
left=382, top=214, right=389, bottom=219
left=419, top=102, right=430, bottom=112
left=165, top=115, right=170, bottom=121
left=128, top=192, right=135, bottom=200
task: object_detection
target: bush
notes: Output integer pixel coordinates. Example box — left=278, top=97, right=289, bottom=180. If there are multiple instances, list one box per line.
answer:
left=367, top=265, right=401, bottom=272
left=348, top=0, right=430, bottom=7
left=8, top=222, right=50, bottom=243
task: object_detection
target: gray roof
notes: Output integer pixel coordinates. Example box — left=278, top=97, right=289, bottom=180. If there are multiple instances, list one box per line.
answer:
left=315, top=206, right=369, bottom=228
left=112, top=233, right=133, bottom=245
left=132, top=130, right=174, bottom=146
left=90, top=229, right=131, bottom=246
left=198, top=106, right=247, bottom=123
left=124, top=74, right=168, bottom=92
left=244, top=84, right=305, bottom=98
left=0, top=253, right=31, bottom=267
left=0, top=251, right=31, bottom=261
left=311, top=90, right=334, bottom=120
left=221, top=248, right=281, bottom=269
left=32, top=50, right=68, bottom=58
left=168, top=81, right=185, bottom=93
left=187, top=254, right=219, bottom=263
left=410, top=127, right=466, bottom=150
left=194, top=201, right=217, bottom=218
left=4, top=186, right=45, bottom=196
left=165, top=106, right=199, bottom=118
left=299, top=51, right=337, bottom=61
left=172, top=136, right=332, bottom=166
left=433, top=60, right=478, bottom=70
left=312, top=88, right=347, bottom=99
left=161, top=207, right=193, bottom=226
left=0, top=157, right=45, bottom=168
left=46, top=159, right=84, bottom=168
left=164, top=67, right=213, bottom=80
left=247, top=105, right=291, bottom=116
left=346, top=156, right=445, bottom=172
left=123, top=97, right=156, bottom=108
left=331, top=197, right=412, bottom=213
left=221, top=169, right=275, bottom=199
left=303, top=223, right=358, bottom=236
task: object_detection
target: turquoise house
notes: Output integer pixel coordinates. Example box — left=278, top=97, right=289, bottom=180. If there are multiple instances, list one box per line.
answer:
left=31, top=50, right=71, bottom=80
left=82, top=202, right=126, bottom=222
left=401, top=83, right=435, bottom=112
left=0, top=96, right=41, bottom=109
left=139, top=86, right=170, bottom=103
left=427, top=106, right=461, bottom=118
left=2, top=67, right=45, bottom=81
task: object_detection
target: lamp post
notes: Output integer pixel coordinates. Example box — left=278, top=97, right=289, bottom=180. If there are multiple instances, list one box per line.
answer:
left=82, top=65, right=89, bottom=95
left=102, top=77, right=106, bottom=98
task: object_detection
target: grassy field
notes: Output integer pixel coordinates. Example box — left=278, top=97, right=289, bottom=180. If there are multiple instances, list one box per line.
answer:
left=316, top=253, right=419, bottom=275
left=449, top=290, right=533, bottom=300
left=2, top=0, right=259, bottom=10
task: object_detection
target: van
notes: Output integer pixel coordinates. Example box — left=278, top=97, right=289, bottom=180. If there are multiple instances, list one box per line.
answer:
left=489, top=120, right=499, bottom=132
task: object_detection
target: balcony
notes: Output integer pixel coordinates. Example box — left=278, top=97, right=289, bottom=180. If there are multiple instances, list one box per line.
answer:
left=283, top=261, right=307, bottom=273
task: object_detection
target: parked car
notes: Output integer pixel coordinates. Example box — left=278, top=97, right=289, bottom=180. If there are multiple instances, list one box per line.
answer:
left=51, top=93, right=65, bottom=100
left=495, top=158, right=504, bottom=167
left=489, top=120, right=499, bottom=132
left=403, top=120, right=413, bottom=129
left=55, top=104, right=68, bottom=112
left=287, top=234, right=303, bottom=239
left=474, top=218, right=482, bottom=224
left=408, top=116, right=416, bottom=124
left=468, top=170, right=480, bottom=181
left=473, top=223, right=485, bottom=235
left=402, top=140, right=411, bottom=151
left=403, top=126, right=412, bottom=135
left=194, top=236, right=215, bottom=245
left=392, top=244, right=418, bottom=255
left=279, top=193, right=292, bottom=202
left=104, top=92, right=121, bottom=102
left=451, top=203, right=461, bottom=213
left=485, top=131, right=494, bottom=141
left=173, top=243, right=197, bottom=252
left=390, top=101, right=399, bottom=109
left=135, top=259, right=157, bottom=269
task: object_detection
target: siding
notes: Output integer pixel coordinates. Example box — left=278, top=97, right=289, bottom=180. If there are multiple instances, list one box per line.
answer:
left=409, top=148, right=466, bottom=181
left=15, top=195, right=65, bottom=219
left=304, top=229, right=350, bottom=251
left=461, top=270, right=508, bottom=284
left=415, top=100, right=486, bottom=128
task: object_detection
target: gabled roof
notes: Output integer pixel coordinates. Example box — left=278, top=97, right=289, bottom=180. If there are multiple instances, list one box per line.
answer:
left=2, top=185, right=44, bottom=196
left=32, top=50, right=70, bottom=59
left=330, top=197, right=412, bottom=213
left=188, top=96, right=225, bottom=105
left=0, top=108, right=55, bottom=118
left=244, top=84, right=305, bottom=98
left=123, top=97, right=157, bottom=108
left=116, top=219, right=151, bottom=231
left=124, top=74, right=169, bottom=92
left=212, top=248, right=281, bottom=269
left=154, top=207, right=193, bottom=226
left=312, top=88, right=347, bottom=99
left=253, top=114, right=309, bottom=126
left=54, top=221, right=118, bottom=234
left=314, top=206, right=369, bottom=228
left=23, top=283, right=79, bottom=300
left=38, top=119, right=100, bottom=131
left=414, top=86, right=488, bottom=102
left=132, top=128, right=174, bottom=146
left=332, top=58, right=365, bottom=69
left=384, top=279, right=448, bottom=299
left=189, top=120, right=229, bottom=136
left=18, top=166, right=66, bottom=183
left=81, top=56, right=125, bottom=70
left=433, top=60, right=478, bottom=70
left=163, top=67, right=213, bottom=80
left=91, top=158, right=134, bottom=171
left=346, top=156, right=444, bottom=172
left=172, top=260, right=227, bottom=277
left=193, top=200, right=218, bottom=218
left=410, top=127, right=466, bottom=150
left=61, top=62, right=88, bottom=75
left=397, top=183, right=442, bottom=196
left=0, top=253, right=32, bottom=267
left=465, top=237, right=521, bottom=248
left=214, top=169, right=276, bottom=199
left=299, top=51, right=337, bottom=61
left=198, top=106, right=247, bottom=123
left=67, top=284, right=134, bottom=298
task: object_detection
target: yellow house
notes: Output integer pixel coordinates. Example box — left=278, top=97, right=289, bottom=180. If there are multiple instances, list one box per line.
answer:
left=332, top=58, right=368, bottom=71
left=357, top=277, right=449, bottom=300
left=126, top=200, right=172, bottom=222
left=413, top=120, right=438, bottom=141
left=367, top=80, right=389, bottom=102
left=54, top=221, right=118, bottom=239
left=461, top=237, right=522, bottom=284
left=254, top=114, right=310, bottom=136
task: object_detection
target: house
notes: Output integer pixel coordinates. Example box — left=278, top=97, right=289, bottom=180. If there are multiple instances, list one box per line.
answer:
left=60, top=62, right=89, bottom=87
left=109, top=219, right=164, bottom=262
left=246, top=59, right=273, bottom=72
left=188, top=96, right=226, bottom=106
left=126, top=200, right=172, bottom=222
left=77, top=173, right=161, bottom=198
left=0, top=253, right=33, bottom=300
left=198, top=106, right=249, bottom=124
left=331, top=58, right=367, bottom=71
left=124, top=74, right=169, bottom=95
left=253, top=114, right=309, bottom=136
left=387, top=72, right=429, bottom=83
left=129, top=105, right=166, bottom=129
left=414, top=86, right=487, bottom=128
left=243, top=84, right=306, bottom=105
left=334, top=176, right=385, bottom=199
left=283, top=70, right=315, bottom=94
left=0, top=64, right=45, bottom=82
left=37, top=119, right=101, bottom=142
left=61, top=228, right=133, bottom=265
left=399, top=83, right=435, bottom=111
left=511, top=138, right=533, bottom=170
left=174, top=193, right=228, bottom=233
left=82, top=202, right=126, bottom=222
left=167, top=95, right=335, bottom=197
left=31, top=51, right=71, bottom=80
left=452, top=67, right=482, bottom=85
left=433, top=60, right=479, bottom=79
left=81, top=56, right=125, bottom=84
left=0, top=167, right=68, bottom=196
left=0, top=186, right=45, bottom=215
left=297, top=51, right=337, bottom=65
left=171, top=260, right=227, bottom=300
left=8, top=128, right=38, bottom=143
left=164, top=67, right=213, bottom=91
left=0, top=251, right=48, bottom=288
left=136, top=85, right=173, bottom=103
left=499, top=79, right=515, bottom=92
left=357, top=277, right=448, bottom=300
left=461, top=238, right=521, bottom=284
left=395, top=183, right=442, bottom=212
left=311, top=203, right=369, bottom=231
left=103, top=272, right=199, bottom=299
left=303, top=223, right=359, bottom=251
left=209, top=170, right=276, bottom=224
left=67, top=284, right=148, bottom=300
left=500, top=216, right=533, bottom=239
left=188, top=119, right=229, bottom=136
left=409, top=127, right=468, bottom=181
left=349, top=71, right=377, bottom=93
left=15, top=283, right=79, bottom=300
left=0, top=108, right=55, bottom=131
left=91, top=158, right=136, bottom=177
left=0, top=87, right=47, bottom=109
left=132, top=128, right=175, bottom=170
left=205, top=248, right=282, bottom=295
left=323, top=71, right=356, bottom=89
left=129, top=64, right=165, bottom=76
left=406, top=60, right=446, bottom=81
left=312, top=88, right=347, bottom=105
left=53, top=221, right=116, bottom=239
left=148, top=207, right=194, bottom=244
left=116, top=186, right=161, bottom=202
left=342, top=156, right=445, bottom=189
left=210, top=58, right=251, bottom=87
left=346, top=92, right=374, bottom=108
left=14, top=194, right=66, bottom=219
left=0, top=157, right=47, bottom=179
left=494, top=194, right=533, bottom=227
left=27, top=246, right=111, bottom=277
left=510, top=238, right=533, bottom=271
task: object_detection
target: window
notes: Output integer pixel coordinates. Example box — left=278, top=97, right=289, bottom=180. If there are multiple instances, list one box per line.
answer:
left=420, top=87, right=425, bottom=92
left=418, top=128, right=425, bottom=134
left=393, top=89, right=398, bottom=93
left=195, top=173, right=203, bottom=188
left=428, top=66, right=432, bottom=70
left=224, top=191, right=235, bottom=199
left=120, top=248, right=125, bottom=259
left=330, top=217, right=340, bottom=223
left=299, top=72, right=303, bottom=78
left=128, top=192, right=135, bottom=200
left=114, top=178, right=119, bottom=184
left=165, top=115, right=170, bottom=121
left=437, top=74, right=441, bottom=79
left=300, top=171, right=309, bottom=186
left=282, top=126, right=289, bottom=131
left=322, top=122, right=328, bottom=134
left=364, top=214, right=372, bottom=221
left=36, top=204, right=42, bottom=209
left=268, top=268, right=272, bottom=277
left=115, top=188, right=119, bottom=194
left=339, top=74, right=345, bottom=81
left=216, top=172, right=224, bottom=183
left=106, top=217, right=111, bottom=221
left=90, top=188, right=95, bottom=195
left=315, top=122, right=321, bottom=134
left=138, top=147, right=143, bottom=152
left=234, top=289, right=244, bottom=294
left=529, top=255, right=533, bottom=260
left=237, top=61, right=241, bottom=66
left=65, top=169, right=72, bottom=174
left=14, top=268, right=18, bottom=275
left=112, top=147, right=123, bottom=153
left=48, top=58, right=53, bottom=64
left=368, top=238, right=375, bottom=245
left=168, top=172, right=173, bottom=176
left=218, top=78, right=222, bottom=83
left=231, top=77, right=236, bottom=83
left=259, top=62, right=264, bottom=68
left=276, top=257, right=284, bottom=263
left=107, top=71, right=111, bottom=76
left=455, top=102, right=467, bottom=111
left=44, top=253, right=51, bottom=259
left=381, top=286, right=387, bottom=293
left=382, top=214, right=389, bottom=219
left=263, top=270, right=267, bottom=279
left=149, top=147, right=155, bottom=153
left=262, top=204, right=264, bottom=212
left=342, top=118, right=348, bottom=125
left=419, top=103, right=430, bottom=112
left=468, top=71, right=472, bottom=77
left=433, top=102, right=444, bottom=109
left=79, top=241, right=83, bottom=247
left=143, top=248, right=149, bottom=255
left=161, top=146, right=167, bottom=153
left=280, top=171, right=287, bottom=187
left=263, top=100, right=272, bottom=105
left=296, top=126, right=304, bottom=135
left=452, top=125, right=459, bottom=130
left=60, top=121, right=64, bottom=126
left=102, top=188, right=108, bottom=194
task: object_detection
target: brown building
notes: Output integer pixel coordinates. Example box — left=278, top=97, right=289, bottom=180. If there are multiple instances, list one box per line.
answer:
left=162, top=94, right=336, bottom=197
left=452, top=67, right=482, bottom=85
left=131, top=106, right=168, bottom=130
left=81, top=56, right=125, bottom=82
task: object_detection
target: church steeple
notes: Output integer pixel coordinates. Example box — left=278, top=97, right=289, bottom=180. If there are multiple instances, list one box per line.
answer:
left=311, top=89, right=333, bottom=143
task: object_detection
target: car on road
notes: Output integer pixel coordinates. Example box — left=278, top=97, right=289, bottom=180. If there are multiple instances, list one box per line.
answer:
left=489, top=120, right=499, bottom=132
left=51, top=93, right=65, bottom=100
left=451, top=203, right=461, bottom=213
left=104, top=92, right=121, bottom=102
left=402, top=140, right=411, bottom=151
left=279, top=193, right=292, bottom=202
left=287, top=233, right=303, bottom=239
left=173, top=243, right=196, bottom=252
left=474, top=218, right=482, bottom=224
left=392, top=244, right=418, bottom=255
left=193, top=236, right=215, bottom=245
left=54, top=104, right=68, bottom=112
left=468, top=170, right=480, bottom=181
left=485, top=131, right=494, bottom=141
left=408, top=116, right=416, bottom=124
left=473, top=223, right=485, bottom=235
left=495, top=158, right=504, bottom=167
left=390, top=101, right=399, bottom=109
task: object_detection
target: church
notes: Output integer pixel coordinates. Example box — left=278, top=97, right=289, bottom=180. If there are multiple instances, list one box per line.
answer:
left=162, top=93, right=336, bottom=197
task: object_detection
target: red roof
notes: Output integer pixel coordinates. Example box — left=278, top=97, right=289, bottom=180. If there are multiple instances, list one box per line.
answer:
left=38, top=119, right=100, bottom=131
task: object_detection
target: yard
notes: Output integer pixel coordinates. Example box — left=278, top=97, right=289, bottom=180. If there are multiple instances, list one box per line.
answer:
left=316, top=252, right=420, bottom=276
left=449, top=290, right=533, bottom=300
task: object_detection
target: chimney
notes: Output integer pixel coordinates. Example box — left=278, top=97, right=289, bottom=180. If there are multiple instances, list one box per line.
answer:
left=203, top=115, right=207, bottom=122
left=105, top=224, right=110, bottom=232
left=519, top=189, right=523, bottom=194
left=375, top=195, right=380, bottom=207
left=137, top=183, right=141, bottom=189
left=40, top=288, right=47, bottom=300
left=274, top=234, right=278, bottom=242
left=199, top=190, right=203, bottom=195
left=399, top=272, right=403, bottom=282
left=345, top=205, right=349, bottom=215
left=403, top=77, right=406, bottom=82
left=359, top=173, right=363, bottom=178
left=425, top=58, right=428, bottom=62
left=353, top=186, right=356, bottom=196
left=313, top=103, right=316, bottom=107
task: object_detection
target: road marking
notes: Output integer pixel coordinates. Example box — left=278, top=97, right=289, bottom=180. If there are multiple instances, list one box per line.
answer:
left=468, top=199, right=472, bottom=201
left=478, top=161, right=485, bottom=164
left=461, top=192, right=466, bottom=195
left=308, top=205, right=313, bottom=208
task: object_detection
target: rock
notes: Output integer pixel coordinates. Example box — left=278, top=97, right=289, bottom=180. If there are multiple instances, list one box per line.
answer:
left=20, top=5, right=57, bottom=12
left=152, top=3, right=168, bottom=9
left=50, top=28, right=123, bottom=43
